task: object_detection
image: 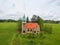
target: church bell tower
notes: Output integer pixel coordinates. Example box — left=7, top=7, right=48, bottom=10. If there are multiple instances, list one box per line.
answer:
left=22, top=15, right=26, bottom=33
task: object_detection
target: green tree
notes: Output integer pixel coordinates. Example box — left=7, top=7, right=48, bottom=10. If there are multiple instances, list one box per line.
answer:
left=31, top=15, right=44, bottom=31
left=26, top=17, right=29, bottom=23
left=37, top=16, right=44, bottom=31
left=18, top=19, right=22, bottom=33
left=31, top=15, right=38, bottom=22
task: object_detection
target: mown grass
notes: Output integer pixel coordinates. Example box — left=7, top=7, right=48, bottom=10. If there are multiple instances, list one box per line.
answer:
left=0, top=22, right=60, bottom=45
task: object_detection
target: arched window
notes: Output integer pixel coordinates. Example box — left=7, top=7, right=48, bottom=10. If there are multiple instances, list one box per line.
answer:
left=27, top=29, right=29, bottom=32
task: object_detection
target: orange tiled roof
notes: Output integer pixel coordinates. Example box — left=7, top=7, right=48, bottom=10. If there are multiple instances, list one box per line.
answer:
left=25, top=23, right=39, bottom=29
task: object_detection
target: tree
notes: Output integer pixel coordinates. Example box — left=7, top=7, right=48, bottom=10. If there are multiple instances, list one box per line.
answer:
left=26, top=17, right=29, bottom=23
left=31, top=15, right=38, bottom=22
left=18, top=19, right=22, bottom=33
left=37, top=16, right=44, bottom=31
left=31, top=15, right=44, bottom=31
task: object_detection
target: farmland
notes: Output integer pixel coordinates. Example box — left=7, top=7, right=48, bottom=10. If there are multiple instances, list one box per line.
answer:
left=0, top=22, right=60, bottom=45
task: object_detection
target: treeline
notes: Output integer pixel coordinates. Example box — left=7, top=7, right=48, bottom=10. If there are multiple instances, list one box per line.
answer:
left=44, top=20, right=60, bottom=24
left=0, top=19, right=17, bottom=22
left=0, top=19, right=60, bottom=24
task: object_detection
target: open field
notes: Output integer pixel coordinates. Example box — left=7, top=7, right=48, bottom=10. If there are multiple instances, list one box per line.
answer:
left=0, top=22, right=17, bottom=45
left=0, top=22, right=60, bottom=45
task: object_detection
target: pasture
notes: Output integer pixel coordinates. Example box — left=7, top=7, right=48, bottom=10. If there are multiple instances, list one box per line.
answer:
left=0, top=22, right=60, bottom=45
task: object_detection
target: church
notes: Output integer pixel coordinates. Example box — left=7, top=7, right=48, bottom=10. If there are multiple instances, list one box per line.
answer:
left=22, top=15, right=40, bottom=34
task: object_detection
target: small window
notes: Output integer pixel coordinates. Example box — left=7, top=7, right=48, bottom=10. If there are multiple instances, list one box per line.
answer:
left=30, top=29, right=32, bottom=31
left=27, top=29, right=29, bottom=32
left=23, top=30, right=25, bottom=33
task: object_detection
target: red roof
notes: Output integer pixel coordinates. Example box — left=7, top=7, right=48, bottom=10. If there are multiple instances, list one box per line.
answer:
left=25, top=23, right=39, bottom=29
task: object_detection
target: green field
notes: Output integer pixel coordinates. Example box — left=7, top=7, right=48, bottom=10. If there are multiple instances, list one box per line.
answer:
left=0, top=22, right=17, bottom=45
left=0, top=22, right=60, bottom=45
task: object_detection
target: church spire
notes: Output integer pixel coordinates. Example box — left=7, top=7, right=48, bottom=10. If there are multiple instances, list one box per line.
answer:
left=22, top=14, right=26, bottom=23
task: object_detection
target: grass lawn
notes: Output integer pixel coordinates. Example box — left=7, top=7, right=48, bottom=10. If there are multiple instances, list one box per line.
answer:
left=0, top=22, right=60, bottom=45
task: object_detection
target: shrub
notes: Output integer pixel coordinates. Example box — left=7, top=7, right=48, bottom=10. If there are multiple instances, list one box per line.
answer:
left=18, top=20, right=22, bottom=33
left=44, top=24, right=52, bottom=34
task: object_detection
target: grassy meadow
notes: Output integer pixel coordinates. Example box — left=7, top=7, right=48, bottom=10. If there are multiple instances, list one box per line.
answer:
left=0, top=22, right=60, bottom=45
left=0, top=22, right=17, bottom=45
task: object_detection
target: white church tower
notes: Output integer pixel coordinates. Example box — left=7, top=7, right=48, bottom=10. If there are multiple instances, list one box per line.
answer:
left=22, top=15, right=26, bottom=33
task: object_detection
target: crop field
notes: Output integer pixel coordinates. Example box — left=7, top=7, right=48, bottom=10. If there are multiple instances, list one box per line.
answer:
left=0, top=22, right=60, bottom=45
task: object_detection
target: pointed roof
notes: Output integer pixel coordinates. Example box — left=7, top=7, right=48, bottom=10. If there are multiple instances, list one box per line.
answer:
left=23, top=15, right=26, bottom=22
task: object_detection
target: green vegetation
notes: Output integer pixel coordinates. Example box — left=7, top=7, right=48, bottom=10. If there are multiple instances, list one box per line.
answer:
left=18, top=20, right=22, bottom=33
left=43, top=24, right=52, bottom=34
left=0, top=22, right=17, bottom=45
left=37, top=16, right=44, bottom=31
left=0, top=22, right=60, bottom=45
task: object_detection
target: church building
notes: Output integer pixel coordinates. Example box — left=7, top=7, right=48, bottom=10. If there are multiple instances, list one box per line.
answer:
left=22, top=15, right=40, bottom=34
